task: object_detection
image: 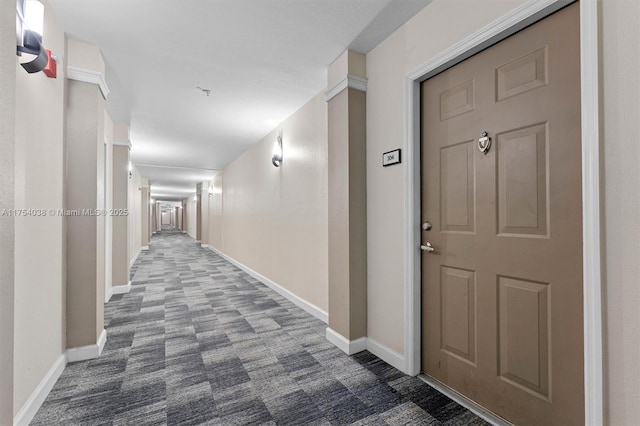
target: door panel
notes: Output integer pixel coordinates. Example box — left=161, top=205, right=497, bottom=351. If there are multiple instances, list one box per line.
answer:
left=496, top=123, right=548, bottom=237
left=440, top=80, right=475, bottom=121
left=498, top=275, right=550, bottom=399
left=496, top=47, right=548, bottom=101
left=440, top=141, right=475, bottom=233
left=440, top=266, right=476, bottom=365
left=420, top=3, right=583, bottom=425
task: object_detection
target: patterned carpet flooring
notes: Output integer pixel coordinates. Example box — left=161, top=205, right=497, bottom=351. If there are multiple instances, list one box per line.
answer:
left=32, top=228, right=487, bottom=425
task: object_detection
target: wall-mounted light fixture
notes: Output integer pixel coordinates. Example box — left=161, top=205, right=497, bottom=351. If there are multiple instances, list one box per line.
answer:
left=272, top=135, right=283, bottom=167
left=193, top=194, right=198, bottom=202
left=208, top=184, right=214, bottom=198
left=16, top=0, right=54, bottom=75
left=150, top=198, right=155, bottom=204
left=128, top=161, right=133, bottom=179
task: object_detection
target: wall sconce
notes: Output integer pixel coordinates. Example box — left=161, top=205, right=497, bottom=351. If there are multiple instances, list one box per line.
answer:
left=193, top=194, right=198, bottom=202
left=272, top=135, right=283, bottom=167
left=208, top=185, right=214, bottom=198
left=16, top=0, right=52, bottom=75
left=150, top=198, right=155, bottom=204
left=128, top=161, right=133, bottom=179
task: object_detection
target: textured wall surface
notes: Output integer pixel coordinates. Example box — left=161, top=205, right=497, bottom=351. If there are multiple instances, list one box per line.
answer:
left=366, top=0, right=528, bottom=354
left=0, top=0, right=16, bottom=422
left=601, top=0, right=640, bottom=423
left=13, top=0, right=67, bottom=414
left=219, top=93, right=329, bottom=312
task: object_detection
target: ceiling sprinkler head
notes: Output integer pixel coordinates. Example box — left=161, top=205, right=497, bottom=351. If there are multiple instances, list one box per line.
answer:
left=197, top=86, right=211, bottom=96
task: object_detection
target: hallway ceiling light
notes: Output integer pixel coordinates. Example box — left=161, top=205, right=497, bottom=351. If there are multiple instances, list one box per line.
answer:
left=24, top=0, right=43, bottom=35
left=16, top=0, right=50, bottom=74
left=272, top=136, right=282, bottom=167
left=139, top=166, right=219, bottom=200
left=46, top=0, right=431, bottom=183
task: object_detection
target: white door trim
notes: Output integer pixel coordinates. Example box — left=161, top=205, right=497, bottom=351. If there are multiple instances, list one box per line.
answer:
left=402, top=0, right=602, bottom=424
left=104, top=136, right=112, bottom=303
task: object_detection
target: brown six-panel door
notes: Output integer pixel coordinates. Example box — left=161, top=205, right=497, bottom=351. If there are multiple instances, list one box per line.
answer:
left=420, top=3, right=583, bottom=425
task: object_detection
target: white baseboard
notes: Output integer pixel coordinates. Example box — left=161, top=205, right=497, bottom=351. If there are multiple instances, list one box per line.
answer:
left=207, top=246, right=328, bottom=323
left=323, top=329, right=407, bottom=373
left=130, top=247, right=142, bottom=267
left=326, top=328, right=367, bottom=355
left=112, top=281, right=131, bottom=295
left=66, top=329, right=107, bottom=363
left=367, top=337, right=406, bottom=372
left=201, top=243, right=210, bottom=248
left=13, top=328, right=111, bottom=424
left=105, top=279, right=132, bottom=303
left=105, top=286, right=114, bottom=303
left=418, top=374, right=512, bottom=426
left=13, top=354, right=66, bottom=426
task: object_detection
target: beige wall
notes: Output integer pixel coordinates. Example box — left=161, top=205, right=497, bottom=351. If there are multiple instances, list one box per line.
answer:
left=366, top=0, right=528, bottom=355
left=327, top=86, right=368, bottom=340
left=13, top=0, right=67, bottom=415
left=13, top=0, right=65, bottom=415
left=128, top=167, right=142, bottom=264
left=208, top=173, right=223, bottom=249
left=327, top=50, right=367, bottom=89
left=140, top=179, right=150, bottom=248
left=112, top=144, right=129, bottom=286
left=215, top=92, right=328, bottom=312
left=66, top=37, right=105, bottom=77
left=196, top=183, right=203, bottom=241
left=200, top=182, right=210, bottom=244
left=365, top=0, right=640, bottom=423
left=181, top=200, right=187, bottom=231
left=0, top=0, right=16, bottom=422
left=104, top=113, right=113, bottom=298
left=151, top=199, right=157, bottom=234
left=65, top=40, right=106, bottom=349
left=156, top=203, right=161, bottom=232
left=601, top=0, right=640, bottom=423
left=0, top=1, right=635, bottom=424
left=185, top=196, right=197, bottom=239
left=7, top=7, right=112, bottom=419
left=65, top=78, right=104, bottom=347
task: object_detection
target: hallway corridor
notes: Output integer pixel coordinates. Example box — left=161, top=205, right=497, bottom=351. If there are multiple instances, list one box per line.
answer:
left=31, top=232, right=485, bottom=425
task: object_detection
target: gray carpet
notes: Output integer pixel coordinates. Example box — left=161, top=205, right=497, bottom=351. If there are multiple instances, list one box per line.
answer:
left=31, top=228, right=487, bottom=425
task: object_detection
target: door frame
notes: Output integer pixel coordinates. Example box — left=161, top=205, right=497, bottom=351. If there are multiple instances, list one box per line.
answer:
left=104, top=136, right=112, bottom=302
left=402, top=0, right=602, bottom=424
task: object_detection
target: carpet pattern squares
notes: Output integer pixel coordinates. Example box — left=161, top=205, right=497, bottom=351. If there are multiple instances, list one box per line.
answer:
left=32, top=229, right=488, bottom=425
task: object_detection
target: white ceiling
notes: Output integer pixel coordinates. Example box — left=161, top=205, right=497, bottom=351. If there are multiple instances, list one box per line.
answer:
left=47, top=0, right=431, bottom=200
